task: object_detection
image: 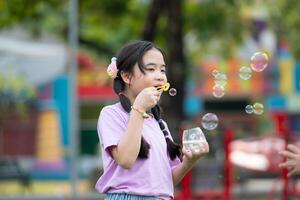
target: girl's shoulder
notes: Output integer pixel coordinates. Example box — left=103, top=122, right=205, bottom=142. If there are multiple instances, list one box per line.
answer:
left=100, top=102, right=127, bottom=118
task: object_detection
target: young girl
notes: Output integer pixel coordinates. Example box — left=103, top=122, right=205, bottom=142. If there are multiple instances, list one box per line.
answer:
left=96, top=40, right=209, bottom=200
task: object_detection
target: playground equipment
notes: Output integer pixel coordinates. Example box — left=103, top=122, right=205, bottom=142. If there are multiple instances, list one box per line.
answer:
left=176, top=112, right=300, bottom=199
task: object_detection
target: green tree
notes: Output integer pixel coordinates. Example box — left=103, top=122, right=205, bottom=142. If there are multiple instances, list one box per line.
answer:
left=0, top=0, right=248, bottom=131
left=269, top=0, right=300, bottom=59
left=142, top=0, right=245, bottom=130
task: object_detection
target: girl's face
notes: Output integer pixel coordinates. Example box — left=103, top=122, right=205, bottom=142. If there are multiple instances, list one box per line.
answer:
left=128, top=48, right=167, bottom=98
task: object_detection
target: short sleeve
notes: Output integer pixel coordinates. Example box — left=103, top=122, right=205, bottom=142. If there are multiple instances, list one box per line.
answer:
left=162, top=120, right=182, bottom=169
left=97, top=106, right=126, bottom=153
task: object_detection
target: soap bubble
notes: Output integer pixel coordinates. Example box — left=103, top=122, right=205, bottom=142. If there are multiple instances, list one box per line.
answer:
left=245, top=105, right=254, bottom=114
left=201, top=113, right=219, bottom=130
left=239, top=66, right=252, bottom=80
left=169, top=88, right=177, bottom=96
left=253, top=102, right=264, bottom=115
left=212, top=69, right=220, bottom=77
left=212, top=85, right=225, bottom=98
left=250, top=52, right=268, bottom=72
left=214, top=73, right=227, bottom=87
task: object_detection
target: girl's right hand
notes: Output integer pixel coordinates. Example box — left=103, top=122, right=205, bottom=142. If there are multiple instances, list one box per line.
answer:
left=182, top=142, right=209, bottom=166
left=133, top=87, right=162, bottom=111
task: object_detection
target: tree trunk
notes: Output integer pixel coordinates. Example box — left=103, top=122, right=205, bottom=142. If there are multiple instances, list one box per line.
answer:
left=142, top=0, right=186, bottom=138
left=164, top=0, right=185, bottom=135
left=142, top=0, right=166, bottom=41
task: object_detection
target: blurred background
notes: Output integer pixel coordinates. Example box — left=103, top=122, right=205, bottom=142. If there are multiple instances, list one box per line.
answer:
left=0, top=0, right=300, bottom=199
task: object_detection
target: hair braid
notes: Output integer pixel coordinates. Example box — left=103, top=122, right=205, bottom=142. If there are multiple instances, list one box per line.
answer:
left=114, top=78, right=150, bottom=159
left=151, top=105, right=181, bottom=160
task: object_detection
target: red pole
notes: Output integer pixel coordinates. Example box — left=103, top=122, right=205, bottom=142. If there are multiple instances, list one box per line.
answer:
left=179, top=125, right=192, bottom=200
left=224, top=128, right=233, bottom=200
left=272, top=112, right=290, bottom=200
left=181, top=171, right=192, bottom=200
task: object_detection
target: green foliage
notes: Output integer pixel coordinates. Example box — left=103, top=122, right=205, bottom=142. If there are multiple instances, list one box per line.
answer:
left=269, top=0, right=300, bottom=59
left=79, top=0, right=147, bottom=56
left=184, top=0, right=246, bottom=59
left=0, top=0, right=247, bottom=59
left=0, top=0, right=67, bottom=37
left=2, top=0, right=300, bottom=59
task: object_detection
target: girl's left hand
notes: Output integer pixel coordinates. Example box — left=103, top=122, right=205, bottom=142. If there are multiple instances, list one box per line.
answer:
left=182, top=142, right=209, bottom=166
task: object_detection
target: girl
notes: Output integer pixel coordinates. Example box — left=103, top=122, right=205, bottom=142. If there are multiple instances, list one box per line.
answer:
left=96, top=40, right=209, bottom=200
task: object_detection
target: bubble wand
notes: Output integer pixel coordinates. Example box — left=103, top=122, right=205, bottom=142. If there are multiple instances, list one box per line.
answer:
left=156, top=82, right=170, bottom=92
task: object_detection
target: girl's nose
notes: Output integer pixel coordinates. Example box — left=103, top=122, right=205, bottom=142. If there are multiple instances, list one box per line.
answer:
left=156, top=71, right=165, bottom=80
left=156, top=76, right=165, bottom=84
left=157, top=76, right=164, bottom=81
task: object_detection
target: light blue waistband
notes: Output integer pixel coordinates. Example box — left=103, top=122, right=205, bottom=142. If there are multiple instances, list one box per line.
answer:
left=105, top=193, right=160, bottom=200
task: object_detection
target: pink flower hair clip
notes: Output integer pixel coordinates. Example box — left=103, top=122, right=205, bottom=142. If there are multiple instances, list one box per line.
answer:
left=106, top=57, right=118, bottom=79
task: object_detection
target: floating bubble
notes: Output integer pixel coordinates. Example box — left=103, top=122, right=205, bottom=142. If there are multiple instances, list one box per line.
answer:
left=169, top=88, right=177, bottom=96
left=239, top=66, right=252, bottom=80
left=245, top=105, right=254, bottom=114
left=253, top=102, right=264, bottom=115
left=214, top=73, right=227, bottom=87
left=250, top=52, right=268, bottom=72
left=182, top=127, right=207, bottom=151
left=201, top=113, right=219, bottom=130
left=212, top=85, right=225, bottom=98
left=212, top=69, right=220, bottom=77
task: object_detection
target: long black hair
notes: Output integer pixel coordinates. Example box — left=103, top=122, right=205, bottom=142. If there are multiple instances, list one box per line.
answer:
left=112, top=40, right=181, bottom=160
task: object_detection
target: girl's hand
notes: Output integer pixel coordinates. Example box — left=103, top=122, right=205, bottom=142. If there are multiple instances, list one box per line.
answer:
left=182, top=142, right=209, bottom=166
left=133, top=87, right=162, bottom=111
left=279, top=144, right=300, bottom=176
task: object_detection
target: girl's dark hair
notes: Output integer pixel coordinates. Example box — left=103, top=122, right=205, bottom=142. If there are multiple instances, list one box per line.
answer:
left=112, top=40, right=181, bottom=160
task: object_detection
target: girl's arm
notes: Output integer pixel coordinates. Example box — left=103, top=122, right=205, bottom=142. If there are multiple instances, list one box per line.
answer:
left=172, top=143, right=209, bottom=185
left=110, top=87, right=161, bottom=169
left=110, top=110, right=144, bottom=169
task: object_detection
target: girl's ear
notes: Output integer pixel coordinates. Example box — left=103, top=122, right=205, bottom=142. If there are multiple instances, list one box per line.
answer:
left=120, top=71, right=132, bottom=85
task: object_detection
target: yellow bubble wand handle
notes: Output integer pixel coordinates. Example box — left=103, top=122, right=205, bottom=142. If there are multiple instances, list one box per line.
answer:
left=156, top=82, right=170, bottom=92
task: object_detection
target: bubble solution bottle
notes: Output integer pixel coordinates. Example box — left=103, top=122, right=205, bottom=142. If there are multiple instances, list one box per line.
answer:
left=182, top=127, right=207, bottom=151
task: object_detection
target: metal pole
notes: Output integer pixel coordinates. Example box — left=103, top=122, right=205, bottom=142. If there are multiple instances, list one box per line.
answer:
left=68, top=0, right=79, bottom=198
left=224, top=128, right=233, bottom=200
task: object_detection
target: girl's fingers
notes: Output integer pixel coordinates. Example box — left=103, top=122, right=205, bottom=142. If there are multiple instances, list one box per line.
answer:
left=182, top=142, right=209, bottom=161
left=145, top=87, right=161, bottom=104
left=182, top=147, right=193, bottom=159
left=279, top=150, right=298, bottom=160
left=198, top=142, right=209, bottom=153
left=288, top=168, right=297, bottom=177
left=203, top=142, right=209, bottom=153
left=279, top=160, right=296, bottom=168
left=287, top=144, right=300, bottom=154
left=192, top=144, right=209, bottom=156
left=151, top=87, right=162, bottom=99
left=191, top=148, right=201, bottom=155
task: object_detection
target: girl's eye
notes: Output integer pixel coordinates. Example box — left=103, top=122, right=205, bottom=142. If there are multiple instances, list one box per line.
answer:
left=161, top=69, right=166, bottom=73
left=146, top=68, right=155, bottom=71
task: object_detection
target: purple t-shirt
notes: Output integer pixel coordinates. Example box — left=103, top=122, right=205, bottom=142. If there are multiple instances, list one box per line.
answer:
left=95, top=102, right=181, bottom=200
